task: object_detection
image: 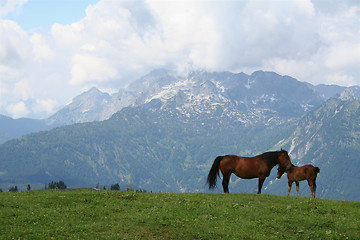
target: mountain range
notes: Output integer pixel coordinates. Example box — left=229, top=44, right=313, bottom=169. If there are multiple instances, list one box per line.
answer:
left=0, top=69, right=359, bottom=201
left=1, top=69, right=357, bottom=144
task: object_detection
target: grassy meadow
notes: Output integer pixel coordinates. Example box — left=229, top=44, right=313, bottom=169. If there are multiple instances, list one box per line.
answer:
left=1, top=189, right=359, bottom=239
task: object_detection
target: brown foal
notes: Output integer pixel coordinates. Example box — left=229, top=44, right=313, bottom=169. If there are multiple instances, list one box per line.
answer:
left=277, top=164, right=320, bottom=198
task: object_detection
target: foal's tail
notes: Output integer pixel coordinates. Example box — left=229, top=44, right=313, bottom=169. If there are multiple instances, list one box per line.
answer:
left=314, top=167, right=320, bottom=173
left=207, top=156, right=224, bottom=190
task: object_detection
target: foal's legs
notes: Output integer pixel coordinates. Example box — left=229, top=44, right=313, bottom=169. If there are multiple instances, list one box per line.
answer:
left=222, top=173, right=231, bottom=193
left=308, top=179, right=316, bottom=198
left=287, top=181, right=293, bottom=196
left=295, top=181, right=301, bottom=197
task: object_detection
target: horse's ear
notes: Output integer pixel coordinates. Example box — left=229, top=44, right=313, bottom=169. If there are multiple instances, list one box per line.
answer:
left=281, top=148, right=283, bottom=151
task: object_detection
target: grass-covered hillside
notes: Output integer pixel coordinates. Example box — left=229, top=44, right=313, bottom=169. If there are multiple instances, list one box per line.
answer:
left=1, top=189, right=359, bottom=239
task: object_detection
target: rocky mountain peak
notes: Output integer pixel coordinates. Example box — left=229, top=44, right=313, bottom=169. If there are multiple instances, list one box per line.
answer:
left=46, top=87, right=111, bottom=126
left=339, top=88, right=357, bottom=101
left=44, top=69, right=359, bottom=127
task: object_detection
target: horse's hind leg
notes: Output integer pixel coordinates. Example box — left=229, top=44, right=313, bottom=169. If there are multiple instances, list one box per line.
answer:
left=222, top=173, right=231, bottom=193
left=296, top=181, right=301, bottom=197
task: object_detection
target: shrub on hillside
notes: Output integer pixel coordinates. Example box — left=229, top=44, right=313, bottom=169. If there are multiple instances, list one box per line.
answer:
left=46, top=181, right=67, bottom=190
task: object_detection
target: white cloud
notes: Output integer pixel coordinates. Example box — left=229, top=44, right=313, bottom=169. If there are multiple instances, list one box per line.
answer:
left=0, top=19, right=32, bottom=65
left=324, top=73, right=356, bottom=86
left=324, top=43, right=360, bottom=70
left=70, top=53, right=118, bottom=85
left=32, top=99, right=58, bottom=114
left=51, top=22, right=84, bottom=47
left=264, top=58, right=317, bottom=81
left=30, top=33, right=55, bottom=61
left=0, top=0, right=360, bottom=118
left=6, top=101, right=29, bottom=118
left=0, top=64, right=21, bottom=80
left=14, top=78, right=31, bottom=100
left=0, top=0, right=27, bottom=17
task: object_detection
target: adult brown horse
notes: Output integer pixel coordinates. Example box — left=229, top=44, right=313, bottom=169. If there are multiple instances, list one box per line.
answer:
left=277, top=164, right=320, bottom=198
left=207, top=149, right=292, bottom=194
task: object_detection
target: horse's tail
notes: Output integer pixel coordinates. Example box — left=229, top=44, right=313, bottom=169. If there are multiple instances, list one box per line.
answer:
left=207, top=156, right=224, bottom=190
left=314, top=167, right=320, bottom=173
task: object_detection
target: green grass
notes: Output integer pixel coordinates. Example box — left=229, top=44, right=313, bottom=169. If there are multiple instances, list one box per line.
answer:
left=1, top=189, right=359, bottom=239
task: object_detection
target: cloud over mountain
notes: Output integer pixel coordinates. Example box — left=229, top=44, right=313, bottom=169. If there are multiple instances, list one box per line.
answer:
left=0, top=0, right=359, bottom=118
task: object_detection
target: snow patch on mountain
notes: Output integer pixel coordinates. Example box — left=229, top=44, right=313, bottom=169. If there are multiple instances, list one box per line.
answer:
left=45, top=69, right=359, bottom=127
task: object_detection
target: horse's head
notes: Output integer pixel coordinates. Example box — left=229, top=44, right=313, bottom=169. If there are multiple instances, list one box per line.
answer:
left=277, top=165, right=286, bottom=179
left=278, top=149, right=292, bottom=171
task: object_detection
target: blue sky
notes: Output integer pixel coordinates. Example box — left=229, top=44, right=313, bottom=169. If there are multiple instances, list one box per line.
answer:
left=4, top=0, right=98, bottom=31
left=0, top=0, right=359, bottom=119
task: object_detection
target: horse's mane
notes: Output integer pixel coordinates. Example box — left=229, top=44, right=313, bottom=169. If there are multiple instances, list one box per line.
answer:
left=260, top=150, right=286, bottom=165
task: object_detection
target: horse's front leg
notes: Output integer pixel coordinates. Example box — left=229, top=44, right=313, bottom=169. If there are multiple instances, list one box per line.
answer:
left=257, top=177, right=265, bottom=194
left=295, top=181, right=301, bottom=197
left=287, top=180, right=293, bottom=196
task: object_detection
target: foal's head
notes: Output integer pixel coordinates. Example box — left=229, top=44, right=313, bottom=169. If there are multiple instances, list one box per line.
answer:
left=277, top=165, right=286, bottom=179
left=277, top=149, right=292, bottom=171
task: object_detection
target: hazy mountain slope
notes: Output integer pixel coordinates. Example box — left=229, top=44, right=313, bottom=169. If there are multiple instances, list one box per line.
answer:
left=267, top=98, right=360, bottom=200
left=46, top=87, right=111, bottom=126
left=0, top=114, right=49, bottom=144
left=313, top=84, right=360, bottom=101
left=313, top=84, right=345, bottom=100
